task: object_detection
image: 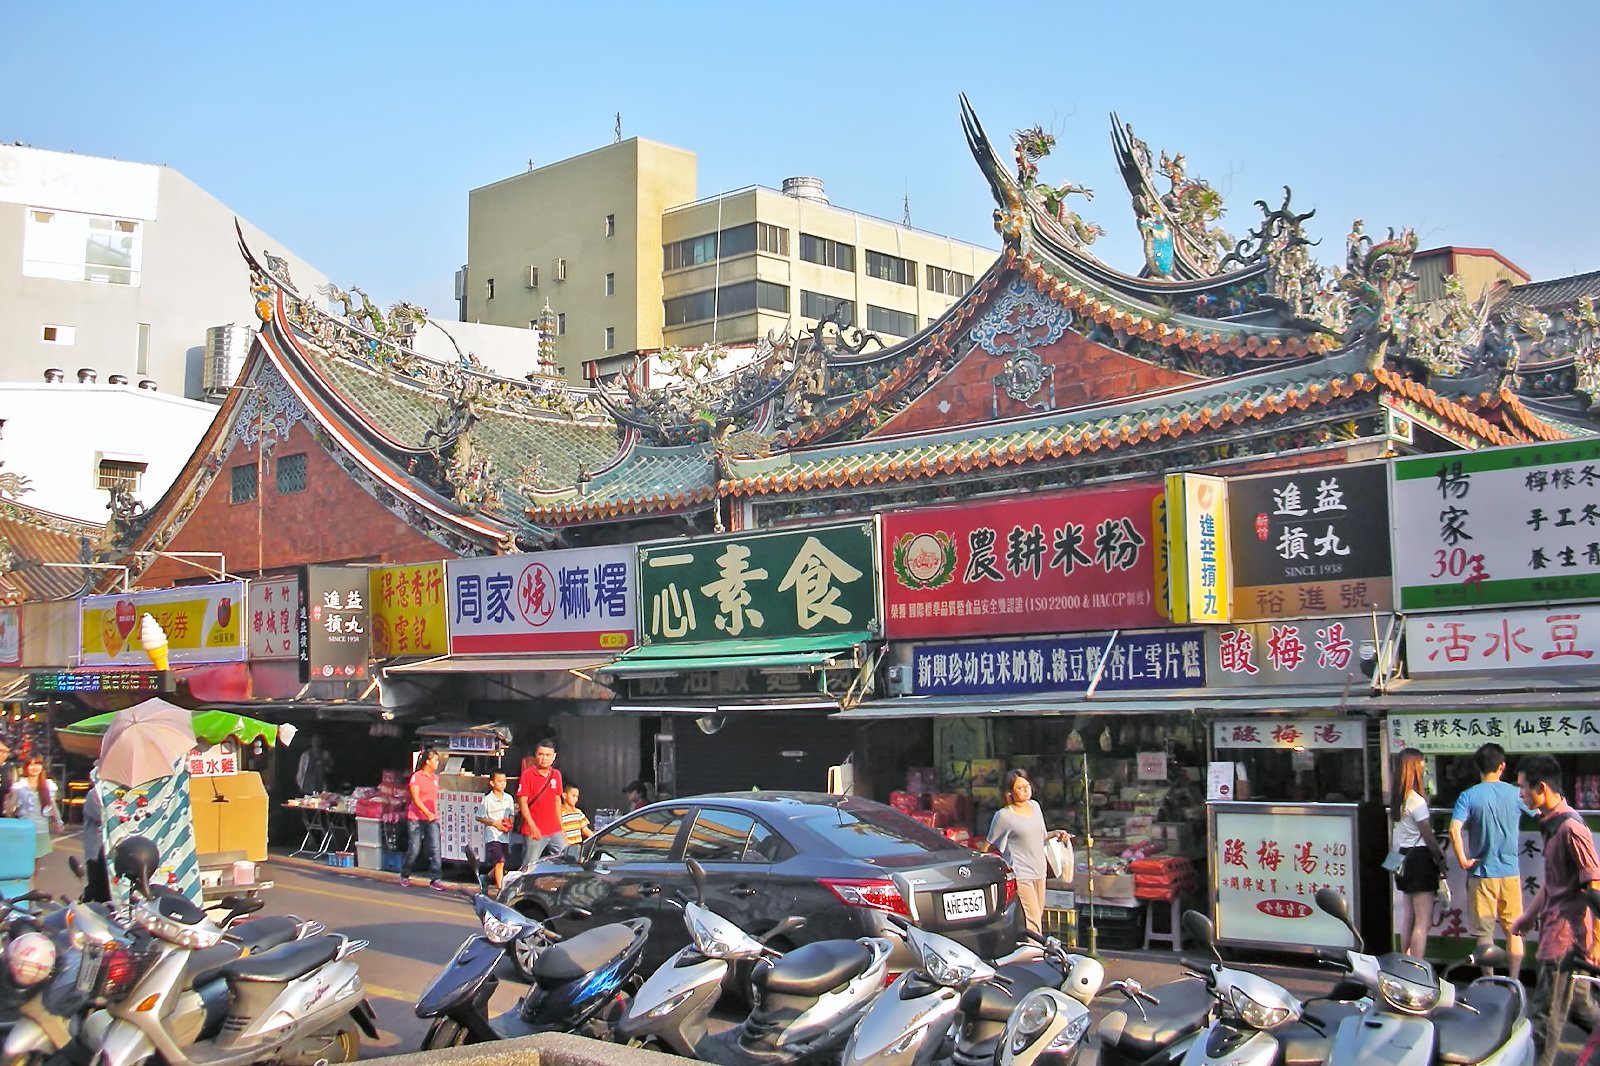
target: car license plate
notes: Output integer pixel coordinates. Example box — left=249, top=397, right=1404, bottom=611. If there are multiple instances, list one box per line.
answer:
left=942, top=888, right=986, bottom=921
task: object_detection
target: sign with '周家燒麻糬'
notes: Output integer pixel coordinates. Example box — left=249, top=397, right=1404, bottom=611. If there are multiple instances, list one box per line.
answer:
left=445, top=546, right=636, bottom=656
left=1390, top=439, right=1600, bottom=611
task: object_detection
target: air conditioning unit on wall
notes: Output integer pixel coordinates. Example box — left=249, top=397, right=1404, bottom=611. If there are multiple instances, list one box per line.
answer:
left=526, top=265, right=539, bottom=288
left=553, top=258, right=567, bottom=282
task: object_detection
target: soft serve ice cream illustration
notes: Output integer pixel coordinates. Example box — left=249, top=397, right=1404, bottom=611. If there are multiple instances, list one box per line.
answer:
left=140, top=613, right=170, bottom=671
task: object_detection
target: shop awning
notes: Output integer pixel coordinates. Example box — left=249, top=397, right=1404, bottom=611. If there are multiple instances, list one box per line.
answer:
left=611, top=698, right=845, bottom=716
left=384, top=655, right=615, bottom=675
left=834, top=691, right=1354, bottom=720
left=599, top=631, right=873, bottom=679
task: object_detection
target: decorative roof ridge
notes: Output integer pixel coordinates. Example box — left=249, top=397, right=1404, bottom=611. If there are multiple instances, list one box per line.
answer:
left=0, top=497, right=103, bottom=538
left=524, top=485, right=716, bottom=525
left=1370, top=366, right=1517, bottom=447
left=1496, top=387, right=1571, bottom=443
left=721, top=371, right=1380, bottom=499
left=776, top=262, right=1011, bottom=448
left=1015, top=255, right=1330, bottom=359
left=522, top=439, right=714, bottom=505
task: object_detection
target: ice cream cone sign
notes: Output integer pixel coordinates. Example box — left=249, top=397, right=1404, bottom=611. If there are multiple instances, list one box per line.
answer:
left=140, top=614, right=170, bottom=672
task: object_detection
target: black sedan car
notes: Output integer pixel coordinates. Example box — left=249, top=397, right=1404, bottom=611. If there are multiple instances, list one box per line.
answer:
left=498, top=791, right=1021, bottom=977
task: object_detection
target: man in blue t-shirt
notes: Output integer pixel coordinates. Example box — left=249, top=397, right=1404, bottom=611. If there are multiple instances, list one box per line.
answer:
left=1449, top=743, right=1525, bottom=975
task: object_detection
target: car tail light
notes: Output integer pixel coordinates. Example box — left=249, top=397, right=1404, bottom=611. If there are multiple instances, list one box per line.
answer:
left=1002, top=868, right=1017, bottom=910
left=820, top=877, right=912, bottom=918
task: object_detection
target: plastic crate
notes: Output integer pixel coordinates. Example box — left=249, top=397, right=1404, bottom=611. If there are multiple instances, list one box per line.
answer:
left=355, top=843, right=384, bottom=871
left=380, top=850, right=404, bottom=873
left=1078, top=903, right=1146, bottom=951
left=354, top=817, right=384, bottom=847
left=1041, top=907, right=1078, bottom=948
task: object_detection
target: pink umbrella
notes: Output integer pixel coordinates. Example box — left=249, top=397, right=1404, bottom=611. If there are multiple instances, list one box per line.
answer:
left=97, top=698, right=197, bottom=788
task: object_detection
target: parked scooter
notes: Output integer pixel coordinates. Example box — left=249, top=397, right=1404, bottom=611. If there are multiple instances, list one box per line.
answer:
left=1314, top=887, right=1534, bottom=1066
left=1090, top=975, right=1214, bottom=1066
left=414, top=848, right=565, bottom=1049
left=1169, top=907, right=1358, bottom=1066
left=616, top=857, right=893, bottom=1064
left=82, top=837, right=377, bottom=1066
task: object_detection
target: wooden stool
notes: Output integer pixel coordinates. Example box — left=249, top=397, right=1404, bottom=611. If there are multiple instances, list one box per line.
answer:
left=1143, top=895, right=1184, bottom=951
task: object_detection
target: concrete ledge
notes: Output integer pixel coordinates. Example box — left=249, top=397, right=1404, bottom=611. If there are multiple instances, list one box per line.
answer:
left=367, top=1033, right=688, bottom=1066
left=265, top=851, right=477, bottom=896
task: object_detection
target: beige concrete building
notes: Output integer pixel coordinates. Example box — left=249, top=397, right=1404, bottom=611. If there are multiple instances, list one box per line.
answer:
left=1411, top=246, right=1529, bottom=303
left=462, top=138, right=997, bottom=383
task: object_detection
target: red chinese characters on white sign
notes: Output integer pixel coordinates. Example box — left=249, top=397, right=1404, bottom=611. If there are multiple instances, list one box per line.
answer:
left=186, top=750, right=238, bottom=777
left=1405, top=606, right=1599, bottom=675
left=1217, top=621, right=1354, bottom=675
left=1213, top=719, right=1365, bottom=750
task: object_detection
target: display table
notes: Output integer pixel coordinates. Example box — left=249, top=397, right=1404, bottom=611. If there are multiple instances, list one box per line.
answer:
left=284, top=800, right=355, bottom=858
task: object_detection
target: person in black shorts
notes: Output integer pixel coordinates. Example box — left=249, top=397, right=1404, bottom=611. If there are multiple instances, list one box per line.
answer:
left=475, top=771, right=516, bottom=890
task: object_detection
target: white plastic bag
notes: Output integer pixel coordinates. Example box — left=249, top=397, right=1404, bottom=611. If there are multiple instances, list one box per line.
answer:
left=1045, top=835, right=1074, bottom=883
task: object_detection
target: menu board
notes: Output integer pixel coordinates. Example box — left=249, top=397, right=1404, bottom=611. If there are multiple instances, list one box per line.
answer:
left=438, top=789, right=488, bottom=862
left=1210, top=802, right=1359, bottom=950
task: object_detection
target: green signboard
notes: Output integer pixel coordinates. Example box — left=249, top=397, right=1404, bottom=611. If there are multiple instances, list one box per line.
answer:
left=636, top=521, right=879, bottom=646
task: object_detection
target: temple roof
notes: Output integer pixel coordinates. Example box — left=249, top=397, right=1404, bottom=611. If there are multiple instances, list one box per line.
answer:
left=0, top=501, right=100, bottom=603
left=1494, top=269, right=1600, bottom=316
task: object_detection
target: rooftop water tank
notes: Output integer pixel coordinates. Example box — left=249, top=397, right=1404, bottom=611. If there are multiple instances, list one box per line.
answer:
left=203, top=323, right=257, bottom=402
left=781, top=176, right=828, bottom=205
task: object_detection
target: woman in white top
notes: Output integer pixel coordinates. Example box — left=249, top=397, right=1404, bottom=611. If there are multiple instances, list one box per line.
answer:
left=5, top=754, right=62, bottom=866
left=1391, top=747, right=1447, bottom=958
left=986, top=769, right=1070, bottom=936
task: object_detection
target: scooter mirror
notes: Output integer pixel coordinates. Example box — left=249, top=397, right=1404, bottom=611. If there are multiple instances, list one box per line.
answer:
left=1313, top=887, right=1362, bottom=950
left=685, top=858, right=708, bottom=904
left=1180, top=909, right=1216, bottom=949
left=1475, top=945, right=1509, bottom=969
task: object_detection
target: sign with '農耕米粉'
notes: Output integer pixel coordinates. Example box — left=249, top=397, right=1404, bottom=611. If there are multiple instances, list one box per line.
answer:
left=1390, top=439, right=1600, bottom=611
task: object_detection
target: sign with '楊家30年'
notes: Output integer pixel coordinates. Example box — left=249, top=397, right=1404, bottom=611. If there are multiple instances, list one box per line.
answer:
left=1390, top=439, right=1600, bottom=611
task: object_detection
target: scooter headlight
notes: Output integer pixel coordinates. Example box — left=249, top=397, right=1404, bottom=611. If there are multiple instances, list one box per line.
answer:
left=481, top=913, right=518, bottom=944
left=1378, top=974, right=1439, bottom=1013
left=1049, top=1010, right=1092, bottom=1050
left=1227, top=986, right=1293, bottom=1030
left=686, top=907, right=744, bottom=958
left=1011, top=990, right=1057, bottom=1052
left=921, top=942, right=977, bottom=989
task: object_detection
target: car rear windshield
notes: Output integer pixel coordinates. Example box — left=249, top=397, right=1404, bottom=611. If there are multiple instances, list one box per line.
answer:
left=793, top=804, right=961, bottom=859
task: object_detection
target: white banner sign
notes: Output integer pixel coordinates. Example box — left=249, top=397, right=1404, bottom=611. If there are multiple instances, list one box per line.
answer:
left=1213, top=719, right=1365, bottom=750
left=247, top=577, right=299, bottom=660
left=1391, top=440, right=1600, bottom=612
left=1211, top=803, right=1359, bottom=949
left=438, top=789, right=487, bottom=862
left=446, top=547, right=637, bottom=656
left=1406, top=605, right=1600, bottom=675
left=1388, top=710, right=1600, bottom=754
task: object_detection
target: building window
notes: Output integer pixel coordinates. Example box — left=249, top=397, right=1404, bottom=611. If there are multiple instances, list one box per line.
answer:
left=605, top=213, right=616, bottom=238
left=24, top=208, right=143, bottom=286
left=96, top=459, right=146, bottom=495
left=926, top=265, right=973, bottom=296
left=605, top=272, right=615, bottom=297
left=866, top=251, right=915, bottom=286
left=557, top=313, right=567, bottom=335
left=604, top=327, right=616, bottom=350
left=275, top=453, right=307, bottom=494
left=230, top=464, right=258, bottom=504
left=800, top=233, right=855, bottom=271
left=757, top=223, right=789, bottom=255
left=485, top=278, right=495, bottom=300
left=801, top=290, right=855, bottom=326
left=867, top=304, right=918, bottom=337
left=665, top=281, right=789, bottom=326
left=664, top=232, right=719, bottom=271
left=41, top=324, right=75, bottom=344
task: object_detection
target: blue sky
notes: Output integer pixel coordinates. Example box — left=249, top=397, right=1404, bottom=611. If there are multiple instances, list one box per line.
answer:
left=7, top=1, right=1596, bottom=316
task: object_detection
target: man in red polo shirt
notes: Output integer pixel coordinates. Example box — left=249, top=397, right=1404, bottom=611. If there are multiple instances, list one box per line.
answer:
left=518, top=738, right=565, bottom=869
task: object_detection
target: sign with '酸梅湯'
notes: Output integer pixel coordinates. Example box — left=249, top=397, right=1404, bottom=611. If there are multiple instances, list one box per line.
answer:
left=1390, top=439, right=1600, bottom=611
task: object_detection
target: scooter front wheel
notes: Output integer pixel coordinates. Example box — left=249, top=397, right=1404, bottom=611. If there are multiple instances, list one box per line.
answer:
left=422, top=1019, right=470, bottom=1051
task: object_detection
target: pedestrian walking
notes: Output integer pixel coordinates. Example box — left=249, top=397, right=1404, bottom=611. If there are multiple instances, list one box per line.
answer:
left=986, top=768, right=1070, bottom=936
left=1389, top=747, right=1447, bottom=958
left=560, top=785, right=592, bottom=845
left=401, top=749, right=444, bottom=890
left=1512, top=754, right=1600, bottom=1066
left=517, top=739, right=565, bottom=869
left=80, top=778, right=110, bottom=903
left=475, top=771, right=516, bottom=890
left=4, top=754, right=61, bottom=868
left=623, top=780, right=654, bottom=812
left=295, top=734, right=333, bottom=795
left=1449, top=742, right=1526, bottom=975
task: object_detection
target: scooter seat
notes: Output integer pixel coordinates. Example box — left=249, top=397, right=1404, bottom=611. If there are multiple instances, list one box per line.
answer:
left=755, top=939, right=873, bottom=997
left=182, top=943, right=244, bottom=990
left=1435, top=983, right=1520, bottom=1065
left=1280, top=1002, right=1362, bottom=1066
left=1096, top=978, right=1213, bottom=1060
left=960, top=961, right=1062, bottom=1022
left=227, top=916, right=301, bottom=954
left=535, top=923, right=638, bottom=983
left=221, top=934, right=342, bottom=984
